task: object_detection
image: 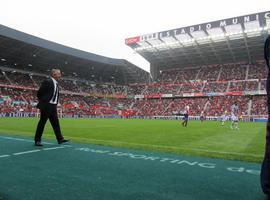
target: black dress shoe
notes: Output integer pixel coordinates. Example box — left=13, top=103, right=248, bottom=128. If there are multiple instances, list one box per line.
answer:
left=58, top=139, right=70, bottom=144
left=35, top=141, right=43, bottom=146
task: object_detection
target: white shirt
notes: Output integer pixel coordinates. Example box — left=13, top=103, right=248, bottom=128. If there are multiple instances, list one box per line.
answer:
left=231, top=104, right=238, bottom=114
left=221, top=115, right=227, bottom=121
left=49, top=77, right=59, bottom=104
left=231, top=114, right=238, bottom=121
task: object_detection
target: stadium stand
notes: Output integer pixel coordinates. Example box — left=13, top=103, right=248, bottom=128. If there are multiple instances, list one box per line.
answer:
left=203, top=82, right=228, bottom=93
left=1, top=11, right=269, bottom=120
left=0, top=62, right=268, bottom=118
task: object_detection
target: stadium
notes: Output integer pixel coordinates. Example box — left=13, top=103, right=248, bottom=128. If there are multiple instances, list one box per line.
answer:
left=0, top=10, right=270, bottom=200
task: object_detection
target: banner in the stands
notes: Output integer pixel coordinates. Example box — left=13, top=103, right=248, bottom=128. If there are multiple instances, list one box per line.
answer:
left=145, top=94, right=162, bottom=98
left=183, top=93, right=194, bottom=97
left=225, top=92, right=243, bottom=96
left=134, top=95, right=144, bottom=99
left=161, top=94, right=173, bottom=98
left=194, top=93, right=204, bottom=97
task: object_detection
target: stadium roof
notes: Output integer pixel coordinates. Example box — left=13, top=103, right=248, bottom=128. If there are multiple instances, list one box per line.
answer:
left=126, top=11, right=270, bottom=70
left=0, top=25, right=149, bottom=84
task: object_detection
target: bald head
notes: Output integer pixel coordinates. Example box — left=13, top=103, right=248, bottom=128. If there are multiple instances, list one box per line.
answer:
left=51, top=69, right=61, bottom=81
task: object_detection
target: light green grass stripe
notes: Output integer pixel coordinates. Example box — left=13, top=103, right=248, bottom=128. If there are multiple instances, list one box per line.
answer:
left=67, top=136, right=264, bottom=158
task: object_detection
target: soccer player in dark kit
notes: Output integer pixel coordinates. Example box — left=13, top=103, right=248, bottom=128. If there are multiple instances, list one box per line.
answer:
left=181, top=105, right=189, bottom=127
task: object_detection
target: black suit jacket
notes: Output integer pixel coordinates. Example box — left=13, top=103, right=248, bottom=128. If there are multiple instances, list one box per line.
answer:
left=265, top=35, right=270, bottom=68
left=36, top=78, right=57, bottom=110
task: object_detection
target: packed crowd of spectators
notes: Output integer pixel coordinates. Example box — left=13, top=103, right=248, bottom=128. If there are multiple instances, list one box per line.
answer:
left=0, top=88, right=37, bottom=113
left=165, top=98, right=208, bottom=116
left=205, top=96, right=249, bottom=116
left=196, top=65, right=221, bottom=82
left=159, top=62, right=265, bottom=84
left=0, top=87, right=267, bottom=116
left=142, top=84, right=161, bottom=95
left=180, top=82, right=204, bottom=93
left=126, top=84, right=146, bottom=95
left=219, top=64, right=247, bottom=81
left=248, top=61, right=267, bottom=79
left=244, top=81, right=259, bottom=91
left=132, top=99, right=172, bottom=116
left=160, top=69, right=178, bottom=84
left=203, top=82, right=228, bottom=93
left=0, top=61, right=268, bottom=117
left=251, top=96, right=267, bottom=116
left=0, top=61, right=268, bottom=97
left=159, top=85, right=180, bottom=95
left=59, top=79, right=81, bottom=92
left=228, top=81, right=246, bottom=92
left=5, top=71, right=36, bottom=87
left=174, top=68, right=200, bottom=84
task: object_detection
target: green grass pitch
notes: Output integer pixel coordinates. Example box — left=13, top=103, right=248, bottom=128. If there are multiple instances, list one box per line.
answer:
left=0, top=117, right=266, bottom=162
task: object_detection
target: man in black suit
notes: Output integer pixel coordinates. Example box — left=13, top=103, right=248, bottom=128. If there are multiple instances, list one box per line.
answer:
left=261, top=34, right=270, bottom=199
left=34, top=69, right=69, bottom=146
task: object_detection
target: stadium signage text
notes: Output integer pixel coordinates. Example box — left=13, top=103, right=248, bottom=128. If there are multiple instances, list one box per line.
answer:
left=125, top=11, right=270, bottom=44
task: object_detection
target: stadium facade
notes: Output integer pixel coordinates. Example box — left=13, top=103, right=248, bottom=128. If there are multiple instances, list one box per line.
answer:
left=125, top=11, right=270, bottom=80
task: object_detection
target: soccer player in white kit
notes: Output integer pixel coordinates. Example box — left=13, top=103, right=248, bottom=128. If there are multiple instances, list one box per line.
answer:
left=231, top=113, right=239, bottom=130
left=221, top=111, right=228, bottom=126
left=181, top=105, right=190, bottom=127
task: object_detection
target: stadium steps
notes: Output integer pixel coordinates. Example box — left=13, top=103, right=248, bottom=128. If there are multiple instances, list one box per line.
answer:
left=82, top=99, right=90, bottom=108
left=248, top=99, right=252, bottom=116
left=195, top=68, right=201, bottom=81
left=245, top=64, right=249, bottom=80
left=258, top=81, right=262, bottom=91
left=203, top=100, right=210, bottom=112
left=20, top=93, right=28, bottom=104
left=129, top=102, right=135, bottom=109
left=141, top=85, right=148, bottom=95
left=173, top=72, right=180, bottom=84
left=226, top=81, right=231, bottom=92
left=200, top=82, right=206, bottom=92
left=216, top=66, right=222, bottom=81
left=161, top=101, right=173, bottom=115
left=2, top=71, right=13, bottom=85
left=29, top=74, right=38, bottom=87
left=135, top=102, right=147, bottom=115
left=176, top=84, right=183, bottom=94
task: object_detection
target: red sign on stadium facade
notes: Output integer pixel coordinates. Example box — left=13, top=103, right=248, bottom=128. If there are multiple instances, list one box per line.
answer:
left=125, top=36, right=140, bottom=44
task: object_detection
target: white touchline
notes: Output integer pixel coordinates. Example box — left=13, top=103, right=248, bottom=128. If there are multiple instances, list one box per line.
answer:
left=0, top=136, right=53, bottom=145
left=0, top=155, right=10, bottom=158
left=0, top=145, right=70, bottom=158
left=43, top=146, right=66, bottom=151
left=13, top=150, right=41, bottom=155
left=62, top=145, right=72, bottom=147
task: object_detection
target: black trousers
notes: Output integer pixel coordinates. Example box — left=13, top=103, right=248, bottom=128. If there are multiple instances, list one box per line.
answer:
left=34, top=104, right=63, bottom=142
left=261, top=71, right=270, bottom=194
